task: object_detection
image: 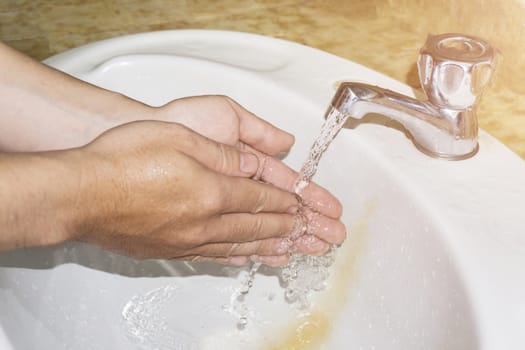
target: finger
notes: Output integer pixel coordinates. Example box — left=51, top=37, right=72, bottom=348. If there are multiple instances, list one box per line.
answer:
left=225, top=97, right=295, bottom=155
left=188, top=237, right=293, bottom=257
left=202, top=212, right=296, bottom=243
left=171, top=123, right=260, bottom=178
left=171, top=255, right=249, bottom=267
left=215, top=256, right=249, bottom=266
left=298, top=183, right=343, bottom=219
left=250, top=254, right=290, bottom=267
left=303, top=209, right=347, bottom=245
left=245, top=145, right=342, bottom=219
left=292, top=235, right=331, bottom=255
left=218, top=177, right=298, bottom=214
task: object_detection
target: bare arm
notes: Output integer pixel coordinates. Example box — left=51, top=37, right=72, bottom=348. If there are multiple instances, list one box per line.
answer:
left=0, top=41, right=149, bottom=151
left=0, top=150, right=79, bottom=249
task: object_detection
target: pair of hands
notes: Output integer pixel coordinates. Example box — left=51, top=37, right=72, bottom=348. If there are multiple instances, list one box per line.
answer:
left=0, top=41, right=344, bottom=264
left=72, top=95, right=345, bottom=266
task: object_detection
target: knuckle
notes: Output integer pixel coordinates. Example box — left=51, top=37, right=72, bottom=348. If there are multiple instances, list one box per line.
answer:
left=249, top=215, right=266, bottom=239
left=215, top=143, right=230, bottom=174
left=199, top=178, right=228, bottom=213
left=176, top=226, right=206, bottom=248
left=228, top=220, right=244, bottom=240
left=252, top=188, right=269, bottom=213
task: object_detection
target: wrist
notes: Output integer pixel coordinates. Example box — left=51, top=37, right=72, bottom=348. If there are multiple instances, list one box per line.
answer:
left=64, top=91, right=155, bottom=148
left=0, top=150, right=84, bottom=249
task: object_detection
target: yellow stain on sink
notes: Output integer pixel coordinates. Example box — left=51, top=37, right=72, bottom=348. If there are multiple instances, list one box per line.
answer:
left=264, top=202, right=376, bottom=350
left=266, top=312, right=331, bottom=350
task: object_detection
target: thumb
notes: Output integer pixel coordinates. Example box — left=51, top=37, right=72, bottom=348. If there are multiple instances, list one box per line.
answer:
left=225, top=97, right=295, bottom=156
left=176, top=125, right=260, bottom=177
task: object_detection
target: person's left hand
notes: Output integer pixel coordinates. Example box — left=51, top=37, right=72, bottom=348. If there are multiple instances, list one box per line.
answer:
left=150, top=95, right=346, bottom=266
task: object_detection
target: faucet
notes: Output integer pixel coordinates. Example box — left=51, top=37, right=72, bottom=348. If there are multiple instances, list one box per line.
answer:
left=331, top=33, right=497, bottom=160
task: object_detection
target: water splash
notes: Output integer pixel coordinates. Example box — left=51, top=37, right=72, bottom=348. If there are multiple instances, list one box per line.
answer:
left=122, top=284, right=197, bottom=350
left=281, top=246, right=338, bottom=309
left=232, top=261, right=262, bottom=329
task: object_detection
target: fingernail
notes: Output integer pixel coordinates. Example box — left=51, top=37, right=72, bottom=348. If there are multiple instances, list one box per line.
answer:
left=240, top=152, right=258, bottom=174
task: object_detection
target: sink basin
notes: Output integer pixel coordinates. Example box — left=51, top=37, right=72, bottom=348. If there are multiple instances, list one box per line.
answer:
left=1, top=30, right=525, bottom=350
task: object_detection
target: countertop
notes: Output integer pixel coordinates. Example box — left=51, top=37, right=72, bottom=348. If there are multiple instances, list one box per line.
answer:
left=1, top=0, right=524, bottom=159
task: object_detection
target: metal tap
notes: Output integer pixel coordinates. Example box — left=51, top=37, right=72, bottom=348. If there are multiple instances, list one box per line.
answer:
left=331, top=33, right=497, bottom=159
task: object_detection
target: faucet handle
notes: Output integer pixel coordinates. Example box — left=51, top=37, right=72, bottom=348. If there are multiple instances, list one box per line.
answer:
left=418, top=33, right=497, bottom=110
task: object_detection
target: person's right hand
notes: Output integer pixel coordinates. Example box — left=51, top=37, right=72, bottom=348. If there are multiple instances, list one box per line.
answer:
left=68, top=121, right=303, bottom=266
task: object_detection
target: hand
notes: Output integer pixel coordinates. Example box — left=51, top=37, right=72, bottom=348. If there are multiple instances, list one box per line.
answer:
left=151, top=96, right=346, bottom=265
left=71, top=121, right=302, bottom=265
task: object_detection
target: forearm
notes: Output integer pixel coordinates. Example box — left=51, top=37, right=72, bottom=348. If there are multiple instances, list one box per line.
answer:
left=0, top=41, right=151, bottom=152
left=0, top=150, right=81, bottom=249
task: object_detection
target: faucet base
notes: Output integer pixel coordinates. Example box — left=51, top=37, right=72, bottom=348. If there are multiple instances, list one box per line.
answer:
left=414, top=140, right=479, bottom=161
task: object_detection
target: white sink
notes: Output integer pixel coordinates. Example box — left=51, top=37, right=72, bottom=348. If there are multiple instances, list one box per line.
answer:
left=1, top=30, right=525, bottom=350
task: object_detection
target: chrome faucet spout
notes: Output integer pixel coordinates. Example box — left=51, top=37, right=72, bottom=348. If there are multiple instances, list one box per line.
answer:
left=331, top=33, right=496, bottom=160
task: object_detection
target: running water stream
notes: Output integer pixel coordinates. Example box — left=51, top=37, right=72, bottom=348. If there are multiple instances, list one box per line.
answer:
left=294, top=106, right=350, bottom=195
left=282, top=106, right=350, bottom=308
left=236, top=106, right=350, bottom=322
